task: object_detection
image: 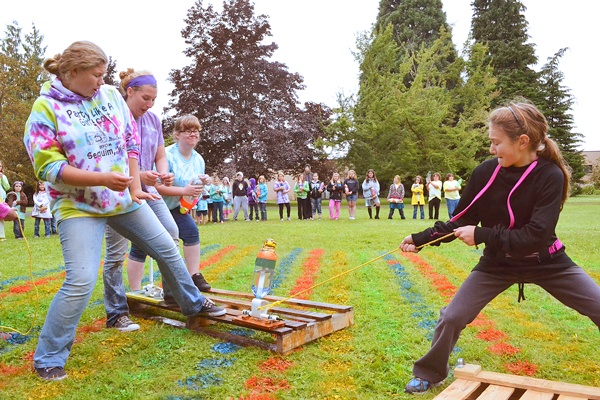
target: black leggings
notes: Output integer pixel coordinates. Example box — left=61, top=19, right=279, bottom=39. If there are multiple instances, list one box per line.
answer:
left=278, top=203, right=291, bottom=219
left=428, top=197, right=440, bottom=219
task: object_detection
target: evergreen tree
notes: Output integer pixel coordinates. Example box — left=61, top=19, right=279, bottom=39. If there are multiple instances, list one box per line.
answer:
left=349, top=26, right=494, bottom=184
left=376, top=0, right=458, bottom=89
left=166, top=0, right=323, bottom=178
left=377, top=0, right=450, bottom=51
left=538, top=48, right=585, bottom=185
left=0, top=22, right=46, bottom=184
left=470, top=0, right=540, bottom=106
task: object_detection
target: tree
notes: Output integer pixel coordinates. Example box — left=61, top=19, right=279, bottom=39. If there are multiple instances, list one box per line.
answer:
left=348, top=25, right=496, bottom=186
left=538, top=48, right=585, bottom=185
left=103, top=56, right=120, bottom=88
left=375, top=0, right=459, bottom=89
left=166, top=0, right=323, bottom=178
left=470, top=0, right=540, bottom=107
left=377, top=0, right=450, bottom=52
left=0, top=22, right=46, bottom=184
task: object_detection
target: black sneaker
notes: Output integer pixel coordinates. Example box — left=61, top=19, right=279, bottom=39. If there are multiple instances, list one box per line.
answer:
left=35, top=366, right=67, bottom=381
left=110, top=315, right=140, bottom=332
left=191, top=273, right=211, bottom=292
left=197, top=297, right=226, bottom=317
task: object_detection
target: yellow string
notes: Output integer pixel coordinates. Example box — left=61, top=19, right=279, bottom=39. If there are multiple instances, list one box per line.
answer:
left=0, top=217, right=39, bottom=336
left=259, top=231, right=457, bottom=311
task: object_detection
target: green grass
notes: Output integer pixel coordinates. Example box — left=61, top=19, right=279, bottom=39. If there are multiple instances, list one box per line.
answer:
left=1, top=198, right=599, bottom=399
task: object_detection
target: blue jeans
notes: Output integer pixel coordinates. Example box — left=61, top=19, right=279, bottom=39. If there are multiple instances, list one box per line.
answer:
left=103, top=198, right=179, bottom=326
left=34, top=217, right=51, bottom=237
left=212, top=201, right=224, bottom=222
left=34, top=203, right=207, bottom=369
left=446, top=199, right=460, bottom=219
left=13, top=218, right=25, bottom=238
left=311, top=198, right=322, bottom=216
left=259, top=202, right=267, bottom=221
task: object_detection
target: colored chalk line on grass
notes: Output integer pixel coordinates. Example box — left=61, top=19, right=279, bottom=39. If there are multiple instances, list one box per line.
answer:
left=400, top=252, right=539, bottom=376
left=175, top=248, right=305, bottom=397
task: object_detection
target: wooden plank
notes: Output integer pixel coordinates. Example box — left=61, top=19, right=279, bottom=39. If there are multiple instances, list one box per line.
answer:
left=434, top=379, right=481, bottom=400
left=477, top=384, right=514, bottom=400
left=128, top=288, right=354, bottom=354
left=455, top=364, right=600, bottom=400
left=520, top=390, right=558, bottom=400
left=556, top=396, right=590, bottom=400
left=207, top=295, right=333, bottom=322
left=208, top=288, right=353, bottom=312
left=150, top=315, right=277, bottom=352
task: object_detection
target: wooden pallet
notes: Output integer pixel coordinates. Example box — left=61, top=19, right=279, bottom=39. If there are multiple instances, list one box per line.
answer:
left=127, top=288, right=353, bottom=355
left=434, top=364, right=600, bottom=400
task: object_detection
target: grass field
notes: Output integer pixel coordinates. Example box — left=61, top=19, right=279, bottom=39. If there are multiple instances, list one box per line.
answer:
left=1, top=197, right=599, bottom=399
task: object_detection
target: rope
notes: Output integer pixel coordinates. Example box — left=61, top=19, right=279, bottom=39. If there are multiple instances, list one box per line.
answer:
left=259, top=231, right=457, bottom=311
left=0, top=217, right=40, bottom=336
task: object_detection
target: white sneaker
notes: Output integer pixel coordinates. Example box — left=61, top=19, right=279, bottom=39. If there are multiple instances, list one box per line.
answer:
left=112, top=315, right=140, bottom=332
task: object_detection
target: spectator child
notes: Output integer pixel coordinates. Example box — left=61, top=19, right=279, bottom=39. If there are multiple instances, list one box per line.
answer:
left=232, top=172, right=249, bottom=221
left=0, top=161, right=10, bottom=240
left=32, top=181, right=53, bottom=238
left=247, top=177, right=259, bottom=221
left=294, top=173, right=310, bottom=220
left=387, top=175, right=406, bottom=219
left=273, top=171, right=291, bottom=221
left=327, top=172, right=344, bottom=220
left=11, top=181, right=27, bottom=239
left=210, top=176, right=225, bottom=223
left=344, top=169, right=359, bottom=220
left=196, top=187, right=209, bottom=225
left=309, top=172, right=324, bottom=220
left=257, top=175, right=268, bottom=221
left=222, top=177, right=232, bottom=221
left=443, top=173, right=461, bottom=219
left=362, top=169, right=381, bottom=219
left=427, top=172, right=442, bottom=220
left=411, top=176, right=425, bottom=219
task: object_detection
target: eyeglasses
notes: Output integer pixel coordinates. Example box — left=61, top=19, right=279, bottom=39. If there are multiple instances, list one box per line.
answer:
left=180, top=130, right=200, bottom=136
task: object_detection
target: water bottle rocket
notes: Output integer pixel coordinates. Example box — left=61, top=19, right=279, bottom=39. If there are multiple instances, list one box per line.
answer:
left=244, top=238, right=279, bottom=320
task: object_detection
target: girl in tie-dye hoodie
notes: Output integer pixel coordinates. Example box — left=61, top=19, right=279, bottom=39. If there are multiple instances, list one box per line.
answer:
left=23, top=41, right=224, bottom=382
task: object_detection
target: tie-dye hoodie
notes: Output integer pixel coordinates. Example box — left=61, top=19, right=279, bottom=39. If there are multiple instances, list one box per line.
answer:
left=23, top=78, right=140, bottom=222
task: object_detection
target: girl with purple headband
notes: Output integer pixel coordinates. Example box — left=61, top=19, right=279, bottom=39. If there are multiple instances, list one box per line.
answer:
left=102, top=68, right=214, bottom=332
left=400, top=101, right=600, bottom=394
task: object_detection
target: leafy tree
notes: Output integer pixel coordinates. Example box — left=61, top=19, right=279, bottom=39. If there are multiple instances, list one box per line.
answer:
left=166, top=0, right=323, bottom=179
left=0, top=22, right=46, bottom=184
left=538, top=48, right=585, bottom=185
left=103, top=56, right=120, bottom=88
left=470, top=0, right=540, bottom=106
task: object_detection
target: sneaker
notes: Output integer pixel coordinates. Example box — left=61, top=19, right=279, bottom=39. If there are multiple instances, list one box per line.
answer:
left=35, top=366, right=67, bottom=381
left=192, top=272, right=211, bottom=292
left=286, top=217, right=290, bottom=221
left=280, top=218, right=284, bottom=222
left=404, top=377, right=442, bottom=394
left=112, top=315, right=140, bottom=332
left=197, top=297, right=226, bottom=317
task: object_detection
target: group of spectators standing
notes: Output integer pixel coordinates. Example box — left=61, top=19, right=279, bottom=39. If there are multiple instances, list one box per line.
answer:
left=0, top=161, right=58, bottom=241
left=198, top=165, right=463, bottom=223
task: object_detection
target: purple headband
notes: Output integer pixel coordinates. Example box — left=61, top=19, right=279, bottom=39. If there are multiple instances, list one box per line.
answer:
left=126, top=75, right=157, bottom=89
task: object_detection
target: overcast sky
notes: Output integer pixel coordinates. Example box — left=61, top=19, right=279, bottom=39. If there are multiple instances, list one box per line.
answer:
left=3, top=0, right=597, bottom=150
